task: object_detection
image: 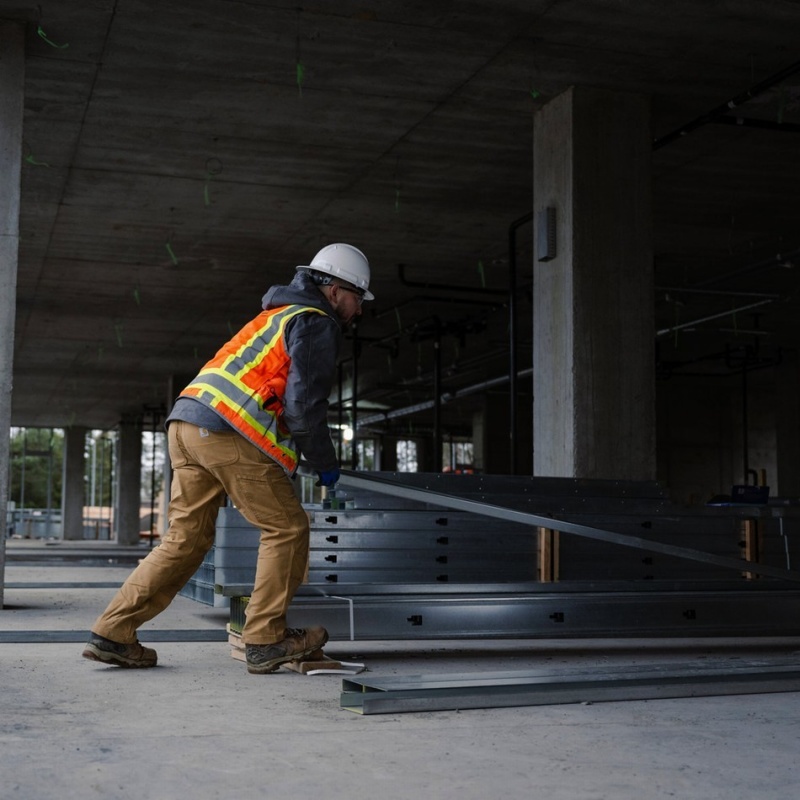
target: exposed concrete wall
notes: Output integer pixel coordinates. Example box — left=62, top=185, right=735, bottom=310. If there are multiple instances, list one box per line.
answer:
left=533, top=86, right=655, bottom=480
left=0, top=20, right=25, bottom=607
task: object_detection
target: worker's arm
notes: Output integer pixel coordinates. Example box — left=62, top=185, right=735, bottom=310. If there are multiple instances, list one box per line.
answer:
left=281, top=312, right=342, bottom=471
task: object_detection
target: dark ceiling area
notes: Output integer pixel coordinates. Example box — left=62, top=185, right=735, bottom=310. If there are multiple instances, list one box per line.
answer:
left=3, top=0, right=800, bottom=433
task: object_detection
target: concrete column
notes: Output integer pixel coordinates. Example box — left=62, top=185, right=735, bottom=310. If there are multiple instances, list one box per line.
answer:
left=61, top=427, right=87, bottom=540
left=0, top=20, right=25, bottom=607
left=533, top=85, right=655, bottom=480
left=471, top=410, right=486, bottom=473
left=115, top=418, right=142, bottom=545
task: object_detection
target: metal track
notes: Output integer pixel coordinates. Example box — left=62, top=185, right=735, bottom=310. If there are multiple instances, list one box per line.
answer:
left=340, top=658, right=800, bottom=714
left=281, top=587, right=800, bottom=640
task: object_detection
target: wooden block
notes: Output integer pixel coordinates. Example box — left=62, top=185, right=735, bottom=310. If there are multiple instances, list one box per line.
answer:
left=281, top=655, right=346, bottom=674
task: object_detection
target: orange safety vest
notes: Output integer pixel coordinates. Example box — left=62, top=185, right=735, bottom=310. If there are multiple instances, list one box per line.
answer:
left=180, top=304, right=329, bottom=472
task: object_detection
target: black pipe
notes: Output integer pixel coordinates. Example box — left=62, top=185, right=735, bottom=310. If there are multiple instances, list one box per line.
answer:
left=371, top=294, right=504, bottom=321
left=653, top=59, right=800, bottom=150
left=742, top=361, right=749, bottom=484
left=712, top=116, right=800, bottom=134
left=357, top=367, right=533, bottom=427
left=693, top=247, right=800, bottom=289
left=508, top=211, right=533, bottom=475
left=398, top=263, right=506, bottom=295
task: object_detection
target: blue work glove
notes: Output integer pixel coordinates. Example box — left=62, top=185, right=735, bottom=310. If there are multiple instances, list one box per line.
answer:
left=315, top=468, right=340, bottom=488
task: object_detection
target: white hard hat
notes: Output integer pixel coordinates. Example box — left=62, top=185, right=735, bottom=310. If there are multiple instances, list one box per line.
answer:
left=298, top=243, right=374, bottom=301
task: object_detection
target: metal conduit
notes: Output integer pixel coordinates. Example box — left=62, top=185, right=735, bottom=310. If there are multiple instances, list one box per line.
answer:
left=397, top=263, right=507, bottom=295
left=390, top=214, right=532, bottom=471
left=653, top=59, right=800, bottom=150
left=692, top=248, right=800, bottom=289
left=712, top=116, right=800, bottom=134
left=356, top=367, right=533, bottom=428
left=656, top=298, right=776, bottom=337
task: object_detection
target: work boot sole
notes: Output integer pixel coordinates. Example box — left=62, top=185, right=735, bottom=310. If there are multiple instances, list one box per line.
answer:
left=82, top=643, right=157, bottom=669
left=246, top=634, right=329, bottom=675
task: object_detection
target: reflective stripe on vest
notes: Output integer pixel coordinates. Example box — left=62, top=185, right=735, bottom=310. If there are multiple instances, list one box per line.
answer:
left=180, top=304, right=328, bottom=471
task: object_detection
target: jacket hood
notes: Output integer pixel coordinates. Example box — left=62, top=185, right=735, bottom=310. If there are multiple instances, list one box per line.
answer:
left=262, top=271, right=337, bottom=319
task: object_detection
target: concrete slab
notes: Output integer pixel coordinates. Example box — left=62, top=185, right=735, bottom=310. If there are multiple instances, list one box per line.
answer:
left=2, top=539, right=800, bottom=799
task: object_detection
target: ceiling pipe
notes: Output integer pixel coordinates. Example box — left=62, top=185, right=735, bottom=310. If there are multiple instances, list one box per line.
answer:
left=712, top=116, right=800, bottom=134
left=656, top=285, right=781, bottom=299
left=356, top=367, right=534, bottom=428
left=652, top=58, right=800, bottom=150
left=371, top=294, right=504, bottom=322
left=691, top=247, right=800, bottom=289
left=398, top=263, right=507, bottom=295
left=367, top=221, right=533, bottom=468
left=656, top=298, right=775, bottom=337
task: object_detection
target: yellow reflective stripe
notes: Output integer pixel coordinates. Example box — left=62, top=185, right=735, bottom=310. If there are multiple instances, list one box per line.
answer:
left=222, top=305, right=324, bottom=374
left=221, top=315, right=281, bottom=372
left=195, top=367, right=257, bottom=400
left=192, top=366, right=282, bottom=424
left=188, top=380, right=297, bottom=461
left=231, top=307, right=307, bottom=379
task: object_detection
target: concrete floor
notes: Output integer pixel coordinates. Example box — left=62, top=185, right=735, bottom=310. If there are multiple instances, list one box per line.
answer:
left=2, top=539, right=800, bottom=800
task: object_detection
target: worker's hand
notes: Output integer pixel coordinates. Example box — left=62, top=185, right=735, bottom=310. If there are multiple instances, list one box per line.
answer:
left=315, top=468, right=340, bottom=488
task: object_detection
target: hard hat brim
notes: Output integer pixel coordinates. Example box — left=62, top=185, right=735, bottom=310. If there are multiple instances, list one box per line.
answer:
left=296, top=265, right=374, bottom=301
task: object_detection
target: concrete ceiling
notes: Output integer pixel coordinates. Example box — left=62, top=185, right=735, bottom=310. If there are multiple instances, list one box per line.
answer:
left=3, top=0, right=800, bottom=433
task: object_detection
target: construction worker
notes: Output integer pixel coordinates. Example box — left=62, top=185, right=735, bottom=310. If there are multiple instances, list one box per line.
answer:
left=82, top=243, right=373, bottom=674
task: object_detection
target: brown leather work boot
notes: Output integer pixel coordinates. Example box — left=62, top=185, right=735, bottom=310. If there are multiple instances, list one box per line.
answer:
left=82, top=633, right=158, bottom=668
left=245, top=626, right=328, bottom=674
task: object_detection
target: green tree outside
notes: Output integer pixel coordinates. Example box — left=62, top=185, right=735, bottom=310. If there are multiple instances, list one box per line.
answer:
left=8, top=427, right=164, bottom=512
left=8, top=428, right=63, bottom=509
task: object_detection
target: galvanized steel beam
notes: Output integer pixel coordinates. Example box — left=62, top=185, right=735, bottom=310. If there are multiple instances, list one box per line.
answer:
left=341, top=659, right=800, bottom=714
left=336, top=470, right=800, bottom=584
left=284, top=588, right=800, bottom=640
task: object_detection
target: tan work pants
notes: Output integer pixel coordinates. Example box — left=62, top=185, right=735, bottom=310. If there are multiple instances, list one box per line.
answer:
left=91, top=420, right=310, bottom=646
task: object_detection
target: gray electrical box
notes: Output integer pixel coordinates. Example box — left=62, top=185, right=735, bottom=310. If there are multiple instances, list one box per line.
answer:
left=537, top=207, right=557, bottom=262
